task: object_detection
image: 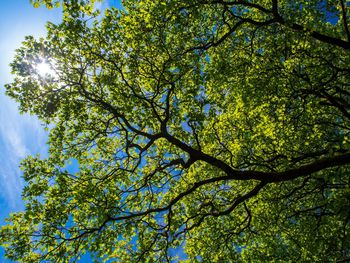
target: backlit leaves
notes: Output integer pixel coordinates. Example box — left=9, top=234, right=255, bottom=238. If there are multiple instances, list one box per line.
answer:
left=1, top=0, right=350, bottom=262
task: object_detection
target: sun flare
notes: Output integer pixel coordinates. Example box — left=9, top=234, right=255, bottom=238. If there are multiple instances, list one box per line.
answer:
left=35, top=61, right=54, bottom=77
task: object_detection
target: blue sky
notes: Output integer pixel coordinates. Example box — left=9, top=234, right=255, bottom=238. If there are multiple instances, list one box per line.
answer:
left=0, top=1, right=121, bottom=262
left=0, top=2, right=61, bottom=261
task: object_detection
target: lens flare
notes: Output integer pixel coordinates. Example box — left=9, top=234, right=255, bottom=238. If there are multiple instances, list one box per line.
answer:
left=35, top=61, right=54, bottom=77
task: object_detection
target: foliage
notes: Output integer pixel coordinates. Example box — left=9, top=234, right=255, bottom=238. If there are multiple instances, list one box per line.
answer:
left=1, top=0, right=350, bottom=261
left=30, top=0, right=101, bottom=16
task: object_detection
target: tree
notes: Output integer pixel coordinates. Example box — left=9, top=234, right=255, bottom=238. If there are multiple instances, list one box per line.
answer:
left=1, top=0, right=350, bottom=261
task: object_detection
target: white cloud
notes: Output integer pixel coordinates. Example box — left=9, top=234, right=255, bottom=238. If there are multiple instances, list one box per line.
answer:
left=0, top=93, right=48, bottom=209
left=2, top=127, right=28, bottom=158
left=0, top=158, right=24, bottom=209
left=0, top=2, right=60, bottom=210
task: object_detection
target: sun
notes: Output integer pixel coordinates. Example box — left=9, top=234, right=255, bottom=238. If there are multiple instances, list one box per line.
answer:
left=35, top=61, right=55, bottom=77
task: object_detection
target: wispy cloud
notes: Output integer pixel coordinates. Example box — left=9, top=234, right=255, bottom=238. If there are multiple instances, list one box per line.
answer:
left=0, top=93, right=48, bottom=209
left=0, top=0, right=62, bottom=212
left=0, top=155, right=24, bottom=209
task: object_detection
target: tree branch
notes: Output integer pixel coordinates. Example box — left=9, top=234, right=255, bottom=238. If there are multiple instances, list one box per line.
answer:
left=340, top=0, right=350, bottom=42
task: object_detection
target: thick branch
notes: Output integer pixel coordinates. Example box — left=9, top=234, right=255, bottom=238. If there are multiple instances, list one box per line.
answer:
left=102, top=152, right=350, bottom=223
left=198, top=0, right=350, bottom=50
left=285, top=21, right=350, bottom=50
left=163, top=129, right=350, bottom=182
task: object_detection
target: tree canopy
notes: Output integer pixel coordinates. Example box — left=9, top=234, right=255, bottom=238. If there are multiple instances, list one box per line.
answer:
left=1, top=0, right=350, bottom=261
